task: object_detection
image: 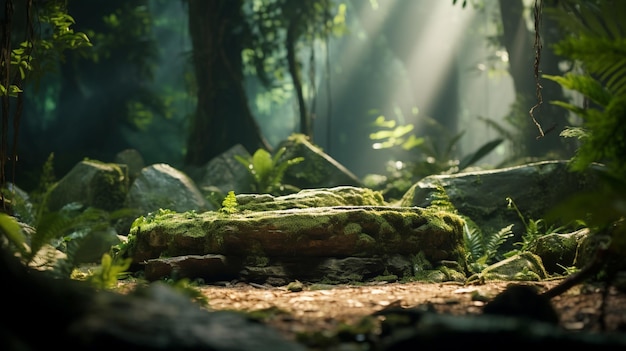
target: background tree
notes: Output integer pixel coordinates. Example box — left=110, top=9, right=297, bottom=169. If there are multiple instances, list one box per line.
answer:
left=1, top=0, right=91, bottom=193
left=184, top=0, right=270, bottom=167
left=16, top=0, right=164, bottom=190
left=184, top=0, right=342, bottom=167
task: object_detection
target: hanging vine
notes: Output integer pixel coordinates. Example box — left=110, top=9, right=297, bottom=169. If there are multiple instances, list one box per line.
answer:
left=529, top=0, right=546, bottom=139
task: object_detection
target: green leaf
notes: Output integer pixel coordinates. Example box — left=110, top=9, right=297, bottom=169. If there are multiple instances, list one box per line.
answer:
left=458, top=138, right=503, bottom=171
left=0, top=213, right=28, bottom=257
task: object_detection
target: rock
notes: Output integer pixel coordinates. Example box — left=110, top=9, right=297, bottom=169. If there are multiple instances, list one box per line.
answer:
left=143, top=254, right=239, bottom=281
left=45, top=160, right=128, bottom=212
left=278, top=133, right=363, bottom=189
left=126, top=205, right=466, bottom=282
left=126, top=163, right=213, bottom=215
left=467, top=252, right=549, bottom=283
left=399, top=160, right=604, bottom=251
left=114, top=148, right=145, bottom=184
left=2, top=182, right=35, bottom=224
left=377, top=309, right=626, bottom=349
left=236, top=186, right=386, bottom=211
left=482, top=284, right=559, bottom=325
left=72, top=226, right=122, bottom=264
left=0, top=245, right=304, bottom=351
left=529, top=228, right=589, bottom=273
left=189, top=144, right=255, bottom=203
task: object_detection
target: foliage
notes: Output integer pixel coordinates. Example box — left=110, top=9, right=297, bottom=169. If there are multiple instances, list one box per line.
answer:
left=220, top=191, right=239, bottom=214
left=0, top=213, right=28, bottom=258
left=28, top=153, right=57, bottom=218
left=366, top=114, right=503, bottom=199
left=464, top=221, right=514, bottom=274
left=242, top=0, right=346, bottom=87
left=86, top=253, right=132, bottom=290
left=539, top=1, right=626, bottom=264
left=543, top=0, right=626, bottom=179
left=1, top=1, right=91, bottom=191
left=504, top=197, right=566, bottom=257
left=235, top=147, right=304, bottom=195
left=79, top=1, right=164, bottom=130
left=242, top=0, right=347, bottom=136
left=424, top=185, right=513, bottom=275
left=162, top=278, right=209, bottom=307
left=0, top=1, right=92, bottom=98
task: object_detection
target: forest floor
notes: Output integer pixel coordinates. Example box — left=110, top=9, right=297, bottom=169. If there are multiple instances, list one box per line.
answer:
left=117, top=277, right=626, bottom=348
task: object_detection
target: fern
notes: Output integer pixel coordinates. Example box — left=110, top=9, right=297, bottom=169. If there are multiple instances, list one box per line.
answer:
left=544, top=1, right=626, bottom=178
left=428, top=184, right=456, bottom=213
left=483, top=224, right=514, bottom=261
left=87, top=253, right=132, bottom=289
left=235, top=147, right=304, bottom=195
left=463, top=218, right=513, bottom=274
left=505, top=197, right=566, bottom=256
left=220, top=191, right=239, bottom=214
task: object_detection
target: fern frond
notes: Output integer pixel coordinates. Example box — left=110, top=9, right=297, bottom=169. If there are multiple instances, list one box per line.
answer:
left=28, top=211, right=74, bottom=262
left=463, top=219, right=483, bottom=262
left=484, top=224, right=514, bottom=261
left=543, top=73, right=612, bottom=107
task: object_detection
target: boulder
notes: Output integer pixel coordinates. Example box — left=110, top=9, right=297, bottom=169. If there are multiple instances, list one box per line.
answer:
left=126, top=163, right=212, bottom=216
left=126, top=204, right=466, bottom=283
left=45, top=160, right=128, bottom=212
left=278, top=133, right=363, bottom=189
left=399, top=160, right=603, bottom=251
left=189, top=144, right=255, bottom=203
left=114, top=148, right=145, bottom=184
left=528, top=228, right=589, bottom=274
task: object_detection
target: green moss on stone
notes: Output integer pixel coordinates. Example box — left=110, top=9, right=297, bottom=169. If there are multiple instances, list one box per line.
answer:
left=344, top=222, right=362, bottom=235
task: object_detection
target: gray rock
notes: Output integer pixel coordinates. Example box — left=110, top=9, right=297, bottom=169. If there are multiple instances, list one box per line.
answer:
left=529, top=228, right=589, bottom=274
left=278, top=134, right=362, bottom=189
left=114, top=148, right=145, bottom=183
left=72, top=226, right=122, bottom=264
left=467, top=252, right=549, bottom=283
left=143, top=254, right=239, bottom=281
left=400, top=160, right=603, bottom=251
left=190, top=144, right=254, bottom=201
left=126, top=163, right=212, bottom=215
left=46, top=160, right=128, bottom=212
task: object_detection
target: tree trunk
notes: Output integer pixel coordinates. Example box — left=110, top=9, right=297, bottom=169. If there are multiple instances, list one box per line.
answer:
left=185, top=0, right=271, bottom=167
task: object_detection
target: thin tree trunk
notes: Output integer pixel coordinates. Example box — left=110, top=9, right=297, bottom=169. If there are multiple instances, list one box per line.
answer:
left=286, top=14, right=311, bottom=138
left=185, top=0, right=270, bottom=167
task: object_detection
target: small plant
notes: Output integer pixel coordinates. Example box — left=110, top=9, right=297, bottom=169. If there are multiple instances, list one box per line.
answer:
left=235, top=147, right=304, bottom=195
left=220, top=191, right=239, bottom=214
left=366, top=114, right=503, bottom=200
left=464, top=219, right=514, bottom=274
left=505, top=197, right=566, bottom=256
left=0, top=213, right=28, bottom=258
left=163, top=277, right=209, bottom=307
left=86, top=253, right=132, bottom=289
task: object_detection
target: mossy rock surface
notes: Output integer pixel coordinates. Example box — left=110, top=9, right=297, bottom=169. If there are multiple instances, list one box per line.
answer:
left=127, top=206, right=466, bottom=269
left=236, top=186, right=386, bottom=211
left=46, top=160, right=128, bottom=212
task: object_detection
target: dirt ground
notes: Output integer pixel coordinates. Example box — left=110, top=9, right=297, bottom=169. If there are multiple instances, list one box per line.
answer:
left=187, top=278, right=626, bottom=345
